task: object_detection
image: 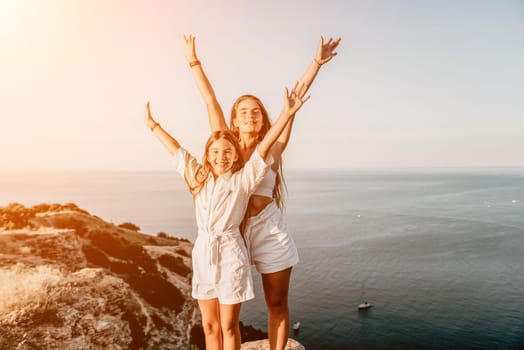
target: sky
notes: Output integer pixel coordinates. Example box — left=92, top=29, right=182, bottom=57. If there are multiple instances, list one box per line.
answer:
left=1, top=0, right=523, bottom=171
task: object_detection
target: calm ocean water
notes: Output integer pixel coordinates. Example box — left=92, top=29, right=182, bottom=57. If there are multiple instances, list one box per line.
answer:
left=1, top=169, right=524, bottom=349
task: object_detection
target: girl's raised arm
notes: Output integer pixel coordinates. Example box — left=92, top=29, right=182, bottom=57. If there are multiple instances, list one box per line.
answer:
left=257, top=83, right=310, bottom=160
left=183, top=34, right=228, bottom=132
left=145, top=102, right=181, bottom=155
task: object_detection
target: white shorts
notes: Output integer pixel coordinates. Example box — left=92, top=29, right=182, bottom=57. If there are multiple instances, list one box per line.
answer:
left=244, top=202, right=299, bottom=274
left=192, top=231, right=254, bottom=304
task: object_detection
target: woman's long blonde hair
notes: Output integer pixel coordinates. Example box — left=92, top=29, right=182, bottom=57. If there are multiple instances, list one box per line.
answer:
left=184, top=130, right=244, bottom=197
left=230, top=94, right=287, bottom=210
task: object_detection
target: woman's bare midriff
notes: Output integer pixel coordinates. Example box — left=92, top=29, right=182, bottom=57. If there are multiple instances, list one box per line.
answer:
left=246, top=194, right=273, bottom=218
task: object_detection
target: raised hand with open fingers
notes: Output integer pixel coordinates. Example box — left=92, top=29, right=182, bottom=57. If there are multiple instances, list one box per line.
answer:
left=315, top=36, right=342, bottom=65
left=285, top=81, right=311, bottom=115
left=183, top=34, right=198, bottom=63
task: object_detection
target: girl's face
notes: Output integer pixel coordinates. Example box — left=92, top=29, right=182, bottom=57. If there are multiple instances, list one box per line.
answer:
left=207, top=138, right=239, bottom=176
left=233, top=98, right=264, bottom=135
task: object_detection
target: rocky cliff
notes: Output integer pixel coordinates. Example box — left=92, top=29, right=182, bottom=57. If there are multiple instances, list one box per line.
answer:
left=0, top=202, right=197, bottom=349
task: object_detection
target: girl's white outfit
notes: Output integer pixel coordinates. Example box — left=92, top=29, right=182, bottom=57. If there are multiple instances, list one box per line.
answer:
left=173, top=147, right=271, bottom=304
left=243, top=168, right=300, bottom=274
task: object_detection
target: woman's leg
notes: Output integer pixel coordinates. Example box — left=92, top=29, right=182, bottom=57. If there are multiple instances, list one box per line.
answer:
left=262, top=267, right=292, bottom=350
left=198, top=298, right=223, bottom=350
left=219, top=303, right=242, bottom=350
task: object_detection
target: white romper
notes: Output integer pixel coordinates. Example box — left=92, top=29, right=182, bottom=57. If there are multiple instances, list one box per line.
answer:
left=173, top=147, right=271, bottom=304
left=244, top=168, right=300, bottom=274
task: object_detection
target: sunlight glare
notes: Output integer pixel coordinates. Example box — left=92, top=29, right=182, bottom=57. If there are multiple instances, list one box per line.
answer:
left=0, top=0, right=22, bottom=34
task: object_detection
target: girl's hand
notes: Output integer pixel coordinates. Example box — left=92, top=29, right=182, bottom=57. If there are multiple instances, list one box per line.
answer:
left=315, top=36, right=342, bottom=65
left=285, top=82, right=311, bottom=115
left=183, top=34, right=198, bottom=63
left=145, top=102, right=157, bottom=129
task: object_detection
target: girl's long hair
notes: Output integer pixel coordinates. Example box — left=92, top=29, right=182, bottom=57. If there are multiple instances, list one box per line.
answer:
left=230, top=94, right=287, bottom=211
left=184, top=130, right=244, bottom=197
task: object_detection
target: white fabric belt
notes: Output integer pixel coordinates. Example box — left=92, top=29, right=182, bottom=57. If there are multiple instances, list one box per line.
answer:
left=198, top=229, right=241, bottom=266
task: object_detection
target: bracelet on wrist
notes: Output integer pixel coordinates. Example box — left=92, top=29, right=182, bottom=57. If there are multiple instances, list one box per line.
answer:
left=150, top=122, right=160, bottom=132
left=314, top=59, right=322, bottom=66
left=189, top=60, right=201, bottom=68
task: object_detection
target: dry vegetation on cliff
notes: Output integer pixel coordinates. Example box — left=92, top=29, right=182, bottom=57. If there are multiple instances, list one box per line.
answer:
left=0, top=203, right=197, bottom=349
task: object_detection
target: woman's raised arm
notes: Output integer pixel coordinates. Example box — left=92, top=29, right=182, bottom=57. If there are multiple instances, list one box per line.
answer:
left=272, top=36, right=341, bottom=156
left=183, top=34, right=229, bottom=132
left=299, top=35, right=341, bottom=93
left=145, top=102, right=181, bottom=155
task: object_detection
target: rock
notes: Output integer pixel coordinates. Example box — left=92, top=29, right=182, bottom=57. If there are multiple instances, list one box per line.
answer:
left=241, top=338, right=305, bottom=350
left=0, top=203, right=198, bottom=349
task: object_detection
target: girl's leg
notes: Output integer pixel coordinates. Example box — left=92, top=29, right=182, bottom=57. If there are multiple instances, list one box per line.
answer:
left=262, top=267, right=292, bottom=350
left=219, top=303, right=242, bottom=350
left=198, top=298, right=223, bottom=350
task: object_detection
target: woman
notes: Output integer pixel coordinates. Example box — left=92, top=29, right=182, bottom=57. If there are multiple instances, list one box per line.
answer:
left=183, top=34, right=340, bottom=350
left=144, top=84, right=309, bottom=350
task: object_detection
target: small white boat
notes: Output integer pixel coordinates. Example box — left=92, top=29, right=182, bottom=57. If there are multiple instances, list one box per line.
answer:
left=292, top=321, right=300, bottom=331
left=358, top=302, right=373, bottom=310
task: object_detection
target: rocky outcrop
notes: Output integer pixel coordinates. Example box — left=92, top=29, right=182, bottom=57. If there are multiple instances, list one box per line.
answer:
left=0, top=203, right=196, bottom=349
left=241, top=339, right=305, bottom=350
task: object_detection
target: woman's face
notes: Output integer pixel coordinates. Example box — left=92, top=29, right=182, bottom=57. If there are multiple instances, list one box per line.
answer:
left=206, top=138, right=239, bottom=176
left=233, top=98, right=264, bottom=135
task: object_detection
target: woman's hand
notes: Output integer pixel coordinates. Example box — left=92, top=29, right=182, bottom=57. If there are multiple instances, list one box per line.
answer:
left=284, top=82, right=310, bottom=116
left=315, top=36, right=342, bottom=65
left=183, top=34, right=198, bottom=63
left=145, top=102, right=157, bottom=129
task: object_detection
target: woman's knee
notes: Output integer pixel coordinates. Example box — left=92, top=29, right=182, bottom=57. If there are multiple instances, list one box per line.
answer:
left=265, top=292, right=289, bottom=312
left=262, top=268, right=292, bottom=312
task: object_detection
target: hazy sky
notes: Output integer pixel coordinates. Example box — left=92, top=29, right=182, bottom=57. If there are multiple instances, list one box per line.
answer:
left=2, top=0, right=523, bottom=171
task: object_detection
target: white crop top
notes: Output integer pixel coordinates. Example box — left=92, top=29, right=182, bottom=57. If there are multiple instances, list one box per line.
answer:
left=252, top=168, right=276, bottom=197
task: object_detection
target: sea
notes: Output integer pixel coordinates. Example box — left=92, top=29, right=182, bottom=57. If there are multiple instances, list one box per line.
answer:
left=1, top=169, right=524, bottom=350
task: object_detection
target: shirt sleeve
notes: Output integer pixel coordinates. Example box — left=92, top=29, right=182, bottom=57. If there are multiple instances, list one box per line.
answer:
left=239, top=147, right=273, bottom=195
left=172, top=147, right=200, bottom=180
